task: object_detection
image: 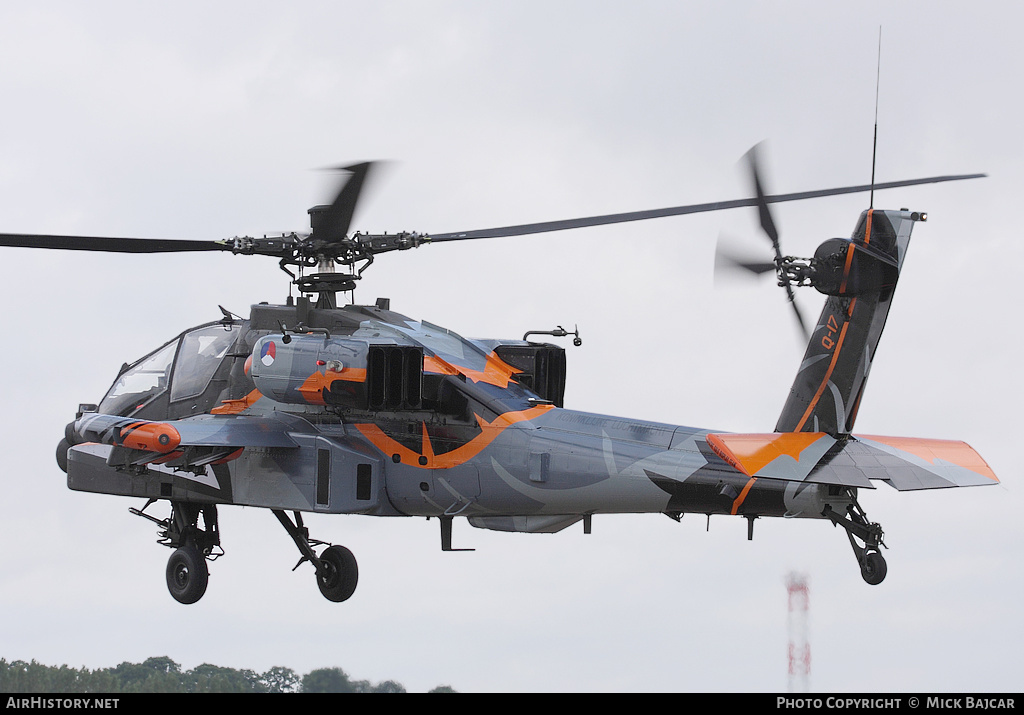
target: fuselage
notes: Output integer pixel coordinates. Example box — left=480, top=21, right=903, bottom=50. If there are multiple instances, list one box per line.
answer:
left=71, top=298, right=851, bottom=532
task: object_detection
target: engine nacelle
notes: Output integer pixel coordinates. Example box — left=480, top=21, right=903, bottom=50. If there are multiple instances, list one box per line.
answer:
left=250, top=334, right=423, bottom=409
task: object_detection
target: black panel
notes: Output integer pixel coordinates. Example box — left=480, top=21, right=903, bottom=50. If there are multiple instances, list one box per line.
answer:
left=356, top=463, right=372, bottom=501
left=367, top=346, right=423, bottom=410
left=495, top=344, right=567, bottom=407
left=316, top=448, right=331, bottom=506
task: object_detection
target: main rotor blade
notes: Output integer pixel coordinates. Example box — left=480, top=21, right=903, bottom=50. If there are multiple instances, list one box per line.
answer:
left=0, top=233, right=229, bottom=253
left=314, top=162, right=374, bottom=244
left=428, top=173, right=985, bottom=242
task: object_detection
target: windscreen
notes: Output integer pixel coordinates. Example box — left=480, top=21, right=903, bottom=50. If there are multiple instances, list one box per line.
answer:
left=169, top=324, right=237, bottom=402
left=98, top=340, right=177, bottom=416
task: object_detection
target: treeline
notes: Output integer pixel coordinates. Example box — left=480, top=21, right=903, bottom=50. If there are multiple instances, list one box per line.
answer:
left=0, top=656, right=456, bottom=693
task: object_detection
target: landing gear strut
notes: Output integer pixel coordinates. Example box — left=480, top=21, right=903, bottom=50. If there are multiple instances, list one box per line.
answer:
left=273, top=510, right=359, bottom=602
left=131, top=500, right=222, bottom=604
left=823, top=491, right=887, bottom=585
left=132, top=503, right=357, bottom=603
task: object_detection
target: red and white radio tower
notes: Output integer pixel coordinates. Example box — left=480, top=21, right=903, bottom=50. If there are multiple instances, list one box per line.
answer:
left=786, top=572, right=810, bottom=692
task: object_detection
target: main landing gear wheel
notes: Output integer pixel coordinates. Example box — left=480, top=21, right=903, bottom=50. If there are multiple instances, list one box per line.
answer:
left=316, top=545, right=359, bottom=602
left=130, top=500, right=222, bottom=605
left=166, top=546, right=209, bottom=604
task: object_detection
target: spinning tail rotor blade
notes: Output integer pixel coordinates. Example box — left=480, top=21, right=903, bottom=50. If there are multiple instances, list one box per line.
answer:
left=715, top=252, right=777, bottom=277
left=747, top=145, right=781, bottom=251
left=788, top=290, right=810, bottom=341
left=744, top=144, right=811, bottom=342
left=714, top=235, right=809, bottom=340
left=714, top=236, right=776, bottom=278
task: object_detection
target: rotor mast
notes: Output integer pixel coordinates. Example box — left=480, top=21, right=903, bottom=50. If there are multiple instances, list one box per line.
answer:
left=298, top=204, right=361, bottom=309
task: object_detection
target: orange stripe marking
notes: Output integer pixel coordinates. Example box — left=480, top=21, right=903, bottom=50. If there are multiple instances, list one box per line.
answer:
left=731, top=477, right=758, bottom=515
left=425, top=351, right=522, bottom=388
left=212, top=388, right=263, bottom=415
left=297, top=368, right=368, bottom=405
left=356, top=404, right=553, bottom=469
left=795, top=298, right=857, bottom=432
left=707, top=432, right=826, bottom=477
left=840, top=209, right=872, bottom=295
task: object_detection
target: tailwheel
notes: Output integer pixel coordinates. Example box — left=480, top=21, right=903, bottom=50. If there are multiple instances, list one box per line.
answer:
left=823, top=489, right=888, bottom=586
left=316, top=545, right=359, bottom=602
left=166, top=546, right=209, bottom=604
left=860, top=550, right=887, bottom=586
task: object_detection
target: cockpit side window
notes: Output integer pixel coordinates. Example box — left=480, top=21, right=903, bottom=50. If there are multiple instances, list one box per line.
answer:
left=98, top=340, right=178, bottom=416
left=169, top=324, right=237, bottom=402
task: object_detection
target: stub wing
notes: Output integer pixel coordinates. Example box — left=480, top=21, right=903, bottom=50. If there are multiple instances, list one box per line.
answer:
left=73, top=412, right=300, bottom=468
left=707, top=432, right=998, bottom=491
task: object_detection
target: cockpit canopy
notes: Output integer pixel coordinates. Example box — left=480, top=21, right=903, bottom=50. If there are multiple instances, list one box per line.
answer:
left=99, top=323, right=239, bottom=417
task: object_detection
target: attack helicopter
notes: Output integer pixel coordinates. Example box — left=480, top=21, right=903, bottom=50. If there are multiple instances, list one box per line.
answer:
left=0, top=151, right=997, bottom=604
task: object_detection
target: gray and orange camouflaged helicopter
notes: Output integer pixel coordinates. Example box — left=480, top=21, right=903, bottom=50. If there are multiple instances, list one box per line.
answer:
left=0, top=150, right=997, bottom=604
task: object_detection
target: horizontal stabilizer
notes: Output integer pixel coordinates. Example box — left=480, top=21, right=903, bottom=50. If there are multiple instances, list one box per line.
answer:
left=706, top=432, right=998, bottom=491
left=850, top=435, right=998, bottom=490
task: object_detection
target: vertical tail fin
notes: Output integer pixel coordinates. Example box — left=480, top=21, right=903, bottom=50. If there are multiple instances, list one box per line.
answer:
left=775, top=209, right=926, bottom=435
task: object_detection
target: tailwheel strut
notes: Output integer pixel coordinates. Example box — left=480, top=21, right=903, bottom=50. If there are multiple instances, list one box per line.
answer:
left=273, top=510, right=358, bottom=602
left=823, top=492, right=888, bottom=586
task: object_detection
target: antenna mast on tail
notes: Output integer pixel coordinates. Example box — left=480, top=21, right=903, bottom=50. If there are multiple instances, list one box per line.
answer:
left=870, top=27, right=882, bottom=209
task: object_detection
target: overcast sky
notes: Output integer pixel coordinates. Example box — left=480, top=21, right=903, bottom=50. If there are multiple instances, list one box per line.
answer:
left=0, top=1, right=1020, bottom=694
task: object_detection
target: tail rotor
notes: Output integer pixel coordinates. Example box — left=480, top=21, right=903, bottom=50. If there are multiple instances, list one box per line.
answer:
left=714, top=145, right=812, bottom=341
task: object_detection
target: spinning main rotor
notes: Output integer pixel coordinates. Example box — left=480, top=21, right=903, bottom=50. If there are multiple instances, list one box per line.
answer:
left=0, top=157, right=984, bottom=309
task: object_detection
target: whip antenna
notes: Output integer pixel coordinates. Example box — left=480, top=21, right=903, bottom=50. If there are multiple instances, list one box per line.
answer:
left=870, top=27, right=882, bottom=209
